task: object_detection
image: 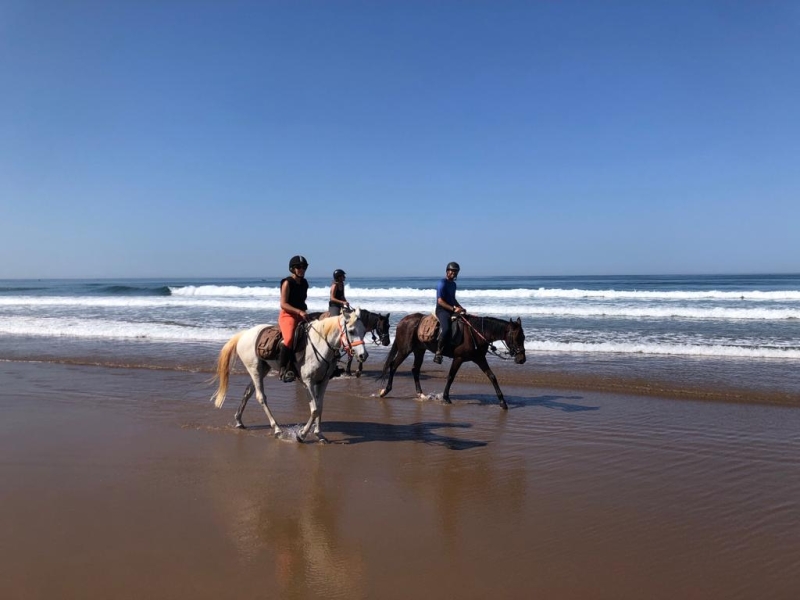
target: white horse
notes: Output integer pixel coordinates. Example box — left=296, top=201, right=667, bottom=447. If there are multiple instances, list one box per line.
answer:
left=211, top=309, right=368, bottom=443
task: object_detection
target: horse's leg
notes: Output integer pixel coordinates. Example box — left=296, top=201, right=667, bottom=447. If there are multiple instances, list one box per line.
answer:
left=249, top=361, right=282, bottom=435
left=312, top=379, right=330, bottom=443
left=411, top=347, right=427, bottom=399
left=473, top=354, right=508, bottom=410
left=345, top=355, right=353, bottom=376
left=442, top=357, right=465, bottom=404
left=234, top=382, right=254, bottom=428
left=379, top=348, right=412, bottom=397
left=356, top=358, right=363, bottom=378
left=297, top=382, right=321, bottom=442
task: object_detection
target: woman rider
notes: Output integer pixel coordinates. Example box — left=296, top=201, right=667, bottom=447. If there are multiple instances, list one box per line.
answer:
left=278, top=255, right=309, bottom=383
left=328, top=269, right=350, bottom=316
left=434, top=261, right=466, bottom=364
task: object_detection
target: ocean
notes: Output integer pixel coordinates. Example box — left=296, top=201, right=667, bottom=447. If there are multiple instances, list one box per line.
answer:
left=2, top=274, right=800, bottom=399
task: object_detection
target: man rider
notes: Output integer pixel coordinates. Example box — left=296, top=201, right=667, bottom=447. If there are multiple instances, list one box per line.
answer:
left=434, top=261, right=465, bottom=364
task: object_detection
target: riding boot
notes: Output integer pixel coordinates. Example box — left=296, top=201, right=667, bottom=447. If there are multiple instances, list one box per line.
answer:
left=278, top=344, right=295, bottom=383
left=433, top=338, right=445, bottom=364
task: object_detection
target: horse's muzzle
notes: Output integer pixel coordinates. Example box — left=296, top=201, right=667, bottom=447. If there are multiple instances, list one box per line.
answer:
left=515, top=352, right=526, bottom=365
left=358, top=350, right=369, bottom=363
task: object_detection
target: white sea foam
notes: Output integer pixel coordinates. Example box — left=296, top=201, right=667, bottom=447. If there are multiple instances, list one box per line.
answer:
left=2, top=295, right=799, bottom=320
left=169, top=284, right=800, bottom=301
left=0, top=316, right=238, bottom=342
left=2, top=314, right=798, bottom=359
left=526, top=340, right=800, bottom=359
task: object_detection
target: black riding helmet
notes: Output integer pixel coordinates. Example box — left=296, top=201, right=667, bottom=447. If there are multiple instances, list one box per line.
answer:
left=446, top=261, right=461, bottom=273
left=333, top=269, right=346, bottom=280
left=289, top=255, right=309, bottom=271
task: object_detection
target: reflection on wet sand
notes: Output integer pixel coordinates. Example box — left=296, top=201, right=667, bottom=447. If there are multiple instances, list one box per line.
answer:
left=209, top=440, right=366, bottom=599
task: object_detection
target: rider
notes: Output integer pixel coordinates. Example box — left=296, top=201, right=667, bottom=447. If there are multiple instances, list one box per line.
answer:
left=328, top=269, right=350, bottom=316
left=433, top=261, right=466, bottom=364
left=278, top=255, right=309, bottom=383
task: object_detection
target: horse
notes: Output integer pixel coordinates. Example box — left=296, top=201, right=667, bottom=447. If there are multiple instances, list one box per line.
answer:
left=308, top=308, right=391, bottom=377
left=378, top=313, right=526, bottom=409
left=211, top=309, right=369, bottom=442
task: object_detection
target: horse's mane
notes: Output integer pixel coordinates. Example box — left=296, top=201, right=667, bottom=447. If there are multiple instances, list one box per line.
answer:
left=464, top=314, right=510, bottom=335
left=316, top=315, right=340, bottom=338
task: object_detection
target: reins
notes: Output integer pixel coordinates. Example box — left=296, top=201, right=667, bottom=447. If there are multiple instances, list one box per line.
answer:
left=305, top=314, right=363, bottom=372
left=456, top=314, right=517, bottom=360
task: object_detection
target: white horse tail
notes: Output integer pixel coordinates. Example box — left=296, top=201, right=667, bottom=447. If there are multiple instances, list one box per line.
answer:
left=211, top=331, right=244, bottom=408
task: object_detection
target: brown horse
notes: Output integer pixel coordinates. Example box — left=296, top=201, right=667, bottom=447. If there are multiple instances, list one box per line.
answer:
left=378, top=313, right=526, bottom=409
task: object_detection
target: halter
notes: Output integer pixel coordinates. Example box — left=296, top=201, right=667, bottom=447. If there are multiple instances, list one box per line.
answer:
left=338, top=314, right=365, bottom=357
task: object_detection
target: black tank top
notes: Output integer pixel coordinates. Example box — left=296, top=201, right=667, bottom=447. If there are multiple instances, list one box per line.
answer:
left=329, top=282, right=345, bottom=305
left=281, top=277, right=308, bottom=310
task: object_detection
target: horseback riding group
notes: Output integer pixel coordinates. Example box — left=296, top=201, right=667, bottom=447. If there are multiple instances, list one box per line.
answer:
left=211, top=256, right=526, bottom=442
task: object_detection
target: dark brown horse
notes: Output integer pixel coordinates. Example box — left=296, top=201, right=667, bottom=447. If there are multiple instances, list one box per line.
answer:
left=308, top=309, right=391, bottom=377
left=378, top=313, right=526, bottom=409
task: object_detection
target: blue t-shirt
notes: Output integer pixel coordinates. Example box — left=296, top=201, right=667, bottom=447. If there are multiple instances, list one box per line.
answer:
left=436, top=278, right=458, bottom=308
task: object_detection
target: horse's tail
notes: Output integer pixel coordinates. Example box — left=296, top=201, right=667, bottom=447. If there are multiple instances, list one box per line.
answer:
left=210, top=332, right=244, bottom=408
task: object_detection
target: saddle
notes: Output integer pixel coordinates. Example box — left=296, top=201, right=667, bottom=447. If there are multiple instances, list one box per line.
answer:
left=417, top=314, right=465, bottom=347
left=255, top=326, right=282, bottom=361
left=254, top=321, right=311, bottom=361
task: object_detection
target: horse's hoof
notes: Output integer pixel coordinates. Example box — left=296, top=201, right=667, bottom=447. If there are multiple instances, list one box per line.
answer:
left=316, top=434, right=329, bottom=444
left=235, top=422, right=246, bottom=429
left=379, top=389, right=387, bottom=397
left=442, top=397, right=452, bottom=404
left=499, top=400, right=508, bottom=410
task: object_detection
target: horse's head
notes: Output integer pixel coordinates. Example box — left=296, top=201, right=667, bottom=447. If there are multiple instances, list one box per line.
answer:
left=342, top=307, right=369, bottom=363
left=506, top=317, right=526, bottom=364
left=375, top=312, right=391, bottom=346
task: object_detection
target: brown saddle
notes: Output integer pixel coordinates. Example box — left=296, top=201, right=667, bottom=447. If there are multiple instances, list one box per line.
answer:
left=418, top=314, right=439, bottom=343
left=255, top=321, right=311, bottom=362
left=255, top=326, right=283, bottom=361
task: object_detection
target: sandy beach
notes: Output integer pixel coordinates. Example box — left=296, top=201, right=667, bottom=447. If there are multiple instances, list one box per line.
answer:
left=2, top=359, right=799, bottom=599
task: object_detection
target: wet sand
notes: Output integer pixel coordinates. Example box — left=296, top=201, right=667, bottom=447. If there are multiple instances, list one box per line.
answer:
left=2, top=360, right=799, bottom=599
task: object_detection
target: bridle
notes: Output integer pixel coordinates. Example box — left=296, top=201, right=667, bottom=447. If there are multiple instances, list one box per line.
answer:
left=338, top=314, right=365, bottom=357
left=457, top=314, right=525, bottom=360
left=305, top=314, right=365, bottom=373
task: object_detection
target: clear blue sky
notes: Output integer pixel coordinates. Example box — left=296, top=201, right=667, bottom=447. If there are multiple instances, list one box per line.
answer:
left=1, top=1, right=798, bottom=278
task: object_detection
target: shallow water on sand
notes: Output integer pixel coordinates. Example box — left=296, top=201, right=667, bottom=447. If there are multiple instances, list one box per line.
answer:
left=1, top=361, right=799, bottom=599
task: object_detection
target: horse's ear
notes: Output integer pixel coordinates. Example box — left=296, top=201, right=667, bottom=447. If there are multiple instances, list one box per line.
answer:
left=516, top=317, right=522, bottom=325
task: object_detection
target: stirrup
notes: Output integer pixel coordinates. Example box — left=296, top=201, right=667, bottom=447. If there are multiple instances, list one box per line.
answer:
left=280, top=368, right=295, bottom=383
left=433, top=353, right=443, bottom=364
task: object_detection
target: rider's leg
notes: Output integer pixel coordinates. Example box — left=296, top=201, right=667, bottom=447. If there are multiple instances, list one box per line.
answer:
left=278, top=311, right=298, bottom=383
left=434, top=310, right=450, bottom=364
left=278, top=343, right=295, bottom=383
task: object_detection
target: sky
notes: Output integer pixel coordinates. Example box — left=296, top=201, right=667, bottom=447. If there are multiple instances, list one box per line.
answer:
left=1, top=1, right=799, bottom=279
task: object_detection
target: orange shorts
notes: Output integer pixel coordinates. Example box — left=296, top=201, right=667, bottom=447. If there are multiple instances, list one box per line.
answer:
left=279, top=311, right=301, bottom=347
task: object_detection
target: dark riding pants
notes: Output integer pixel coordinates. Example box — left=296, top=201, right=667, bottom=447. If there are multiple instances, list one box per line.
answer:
left=436, top=307, right=453, bottom=344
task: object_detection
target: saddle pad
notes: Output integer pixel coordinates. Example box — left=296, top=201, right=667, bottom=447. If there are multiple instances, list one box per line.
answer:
left=255, top=326, right=283, bottom=361
left=418, top=314, right=440, bottom=343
